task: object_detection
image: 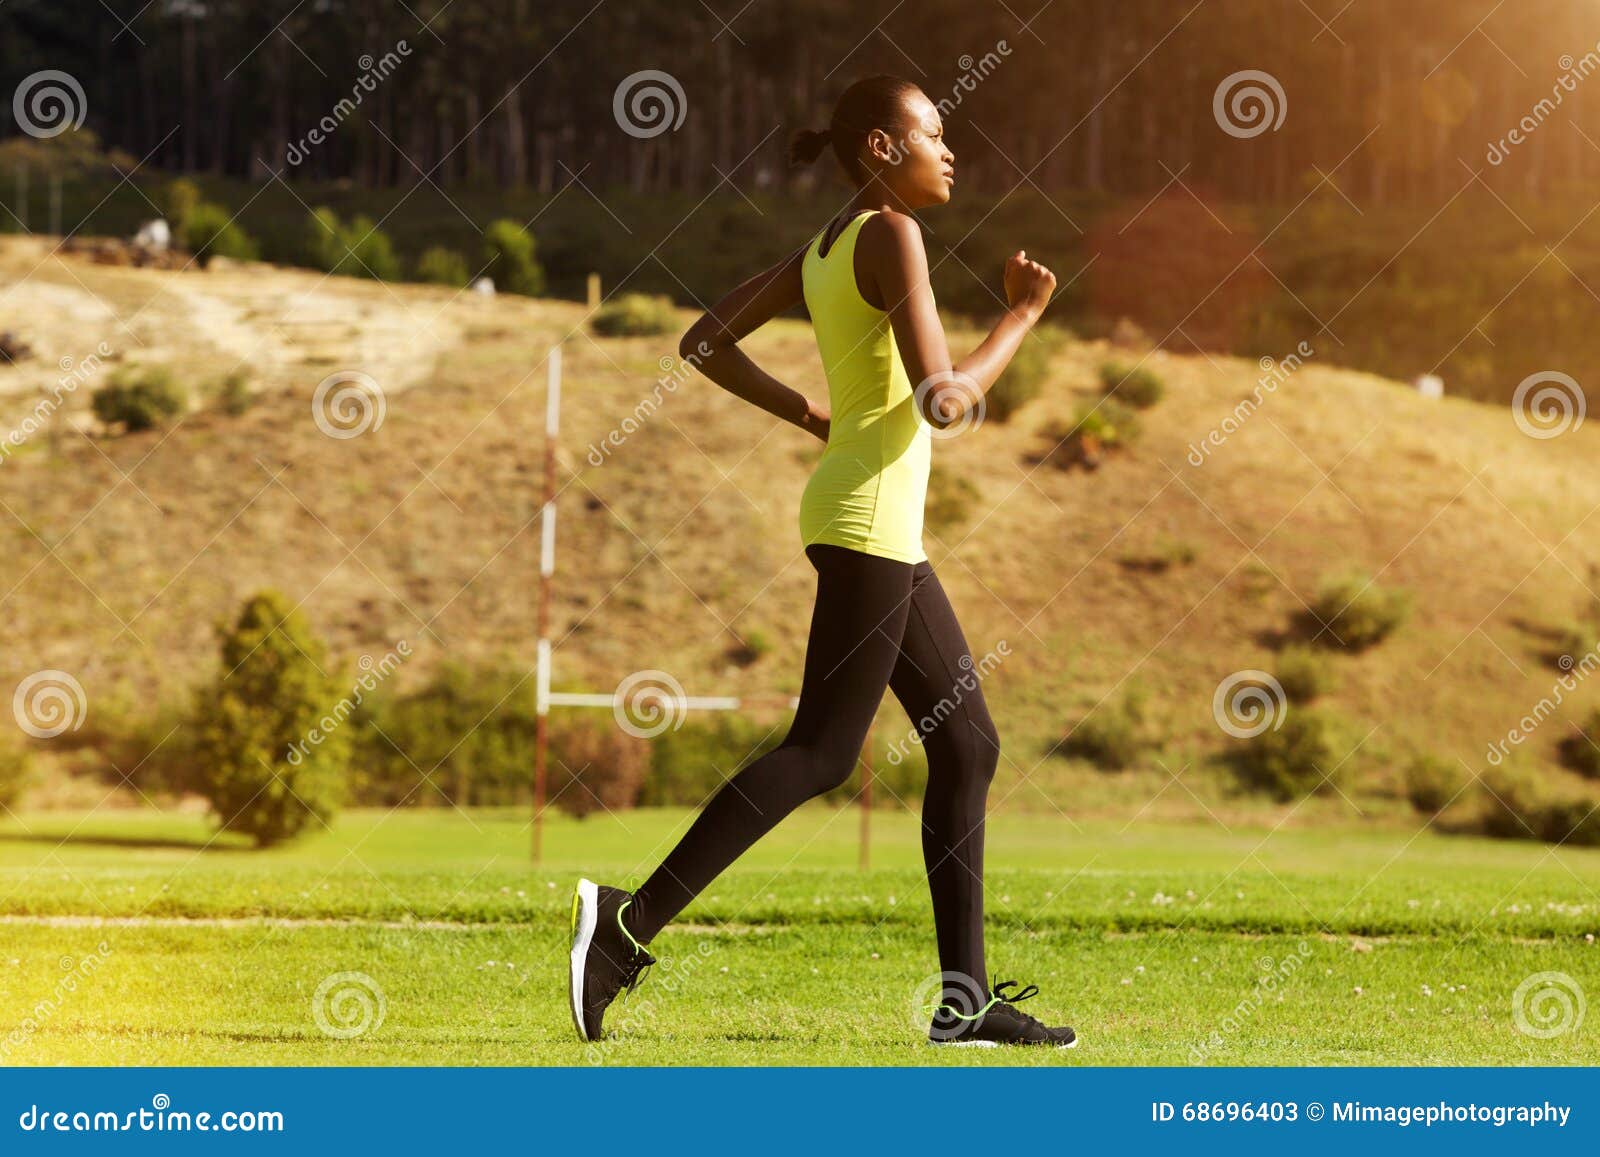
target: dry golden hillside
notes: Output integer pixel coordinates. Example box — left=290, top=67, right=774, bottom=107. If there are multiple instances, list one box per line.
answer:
left=2, top=236, right=1598, bottom=816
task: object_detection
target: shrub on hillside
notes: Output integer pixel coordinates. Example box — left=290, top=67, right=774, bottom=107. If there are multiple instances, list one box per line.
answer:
left=215, top=368, right=254, bottom=416
left=1472, top=761, right=1600, bottom=846
left=1098, top=360, right=1165, bottom=408
left=304, top=207, right=400, bottom=280
left=1274, top=644, right=1338, bottom=703
left=482, top=218, right=545, bottom=296
left=162, top=177, right=201, bottom=232
left=1059, top=684, right=1153, bottom=770
left=987, top=325, right=1065, bottom=422
left=639, top=714, right=783, bottom=807
left=191, top=591, right=349, bottom=846
left=548, top=712, right=651, bottom=818
left=1558, top=708, right=1600, bottom=779
left=92, top=366, right=188, bottom=431
left=181, top=202, right=258, bottom=266
left=1551, top=622, right=1597, bottom=670
left=416, top=246, right=470, bottom=287
left=1228, top=707, right=1342, bottom=800
left=1039, top=396, right=1141, bottom=469
left=1304, top=571, right=1411, bottom=651
left=591, top=293, right=677, bottom=337
left=1475, top=761, right=1545, bottom=840
left=1118, top=534, right=1197, bottom=573
left=0, top=736, right=35, bottom=811
left=924, top=461, right=979, bottom=535
left=351, top=666, right=645, bottom=813
left=1536, top=792, right=1600, bottom=846
left=1403, top=753, right=1467, bottom=814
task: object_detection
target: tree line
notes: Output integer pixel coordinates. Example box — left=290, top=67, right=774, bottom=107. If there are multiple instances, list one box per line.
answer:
left=2, top=0, right=1598, bottom=204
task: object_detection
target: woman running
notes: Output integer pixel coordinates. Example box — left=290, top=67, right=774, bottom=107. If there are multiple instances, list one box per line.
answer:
left=570, top=74, right=1075, bottom=1049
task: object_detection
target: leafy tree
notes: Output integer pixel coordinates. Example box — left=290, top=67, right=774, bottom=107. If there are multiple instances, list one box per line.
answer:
left=191, top=590, right=349, bottom=846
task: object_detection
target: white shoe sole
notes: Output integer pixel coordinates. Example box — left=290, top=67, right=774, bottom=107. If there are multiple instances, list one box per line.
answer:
left=568, top=878, right=599, bottom=1042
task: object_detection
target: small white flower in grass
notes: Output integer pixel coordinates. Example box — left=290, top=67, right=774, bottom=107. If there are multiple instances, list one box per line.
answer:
left=720, top=966, right=728, bottom=973
left=1325, top=969, right=1332, bottom=976
left=888, top=896, right=896, bottom=906
left=1120, top=977, right=1132, bottom=985
left=547, top=882, right=555, bottom=888
left=1354, top=986, right=1363, bottom=996
left=1421, top=984, right=1432, bottom=996
left=1406, top=899, right=1419, bottom=909
left=1135, top=965, right=1145, bottom=973
left=1190, top=956, right=1199, bottom=964
left=1587, top=933, right=1595, bottom=943
left=1235, top=891, right=1244, bottom=900
left=517, top=890, right=526, bottom=898
left=1001, top=894, right=1011, bottom=904
left=870, top=953, right=880, bottom=960
left=501, top=887, right=510, bottom=894
left=1185, top=889, right=1196, bottom=899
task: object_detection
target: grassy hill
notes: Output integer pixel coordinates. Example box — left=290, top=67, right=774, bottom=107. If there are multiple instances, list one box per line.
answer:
left=2, top=235, right=1599, bottom=824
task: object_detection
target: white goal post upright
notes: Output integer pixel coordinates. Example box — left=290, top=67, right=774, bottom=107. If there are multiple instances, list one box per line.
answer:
left=531, top=344, right=876, bottom=866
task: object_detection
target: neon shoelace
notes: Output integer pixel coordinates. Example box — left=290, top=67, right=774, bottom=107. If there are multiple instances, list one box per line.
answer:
left=616, top=898, right=654, bottom=999
left=927, top=977, right=1041, bottom=1022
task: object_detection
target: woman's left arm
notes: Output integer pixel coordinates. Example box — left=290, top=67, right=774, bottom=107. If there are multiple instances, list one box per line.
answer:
left=678, top=244, right=830, bottom=443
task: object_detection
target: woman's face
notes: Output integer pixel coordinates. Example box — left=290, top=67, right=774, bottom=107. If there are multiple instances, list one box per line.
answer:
left=869, top=91, right=955, bottom=208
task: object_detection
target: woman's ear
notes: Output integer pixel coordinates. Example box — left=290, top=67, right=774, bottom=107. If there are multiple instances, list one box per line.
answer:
left=865, top=127, right=896, bottom=168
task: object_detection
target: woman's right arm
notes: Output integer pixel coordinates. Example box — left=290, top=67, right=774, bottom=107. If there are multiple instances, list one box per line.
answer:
left=864, top=212, right=1055, bottom=429
left=677, top=244, right=831, bottom=443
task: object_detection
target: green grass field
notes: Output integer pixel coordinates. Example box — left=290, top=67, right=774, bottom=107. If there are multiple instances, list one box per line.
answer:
left=0, top=806, right=1595, bottom=1066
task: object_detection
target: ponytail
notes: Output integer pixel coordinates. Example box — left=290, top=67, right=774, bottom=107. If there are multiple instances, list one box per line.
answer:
left=789, top=75, right=920, bottom=184
left=788, top=127, right=833, bottom=167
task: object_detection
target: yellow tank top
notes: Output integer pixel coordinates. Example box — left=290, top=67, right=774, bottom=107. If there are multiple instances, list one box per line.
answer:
left=798, top=210, right=932, bottom=565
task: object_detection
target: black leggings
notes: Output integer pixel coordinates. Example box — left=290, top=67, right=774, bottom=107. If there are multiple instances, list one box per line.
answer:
left=624, top=542, right=1000, bottom=989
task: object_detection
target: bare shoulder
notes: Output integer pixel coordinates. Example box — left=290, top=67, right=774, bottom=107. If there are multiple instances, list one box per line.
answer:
left=858, top=209, right=927, bottom=291
left=860, top=208, right=925, bottom=257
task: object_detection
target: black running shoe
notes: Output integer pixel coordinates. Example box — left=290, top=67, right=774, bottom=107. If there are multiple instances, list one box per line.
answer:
left=929, top=979, right=1078, bottom=1049
left=568, top=878, right=656, bottom=1042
